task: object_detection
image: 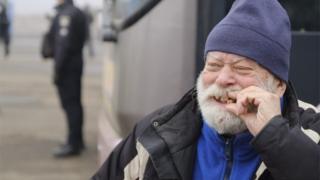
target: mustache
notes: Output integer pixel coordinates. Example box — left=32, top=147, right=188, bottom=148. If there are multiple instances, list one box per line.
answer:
left=201, top=84, right=241, bottom=99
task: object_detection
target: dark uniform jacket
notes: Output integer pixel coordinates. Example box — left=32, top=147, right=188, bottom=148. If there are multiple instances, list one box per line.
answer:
left=48, top=1, right=87, bottom=84
left=92, top=84, right=320, bottom=180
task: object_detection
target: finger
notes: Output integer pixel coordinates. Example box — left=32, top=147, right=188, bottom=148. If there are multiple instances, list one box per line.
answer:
left=252, top=96, right=261, bottom=106
left=238, top=91, right=265, bottom=104
left=238, top=87, right=268, bottom=102
left=236, top=96, right=248, bottom=115
left=247, top=95, right=264, bottom=112
left=237, top=95, right=261, bottom=114
left=241, top=86, right=265, bottom=94
left=225, top=103, right=239, bottom=115
left=231, top=88, right=268, bottom=115
left=239, top=93, right=255, bottom=109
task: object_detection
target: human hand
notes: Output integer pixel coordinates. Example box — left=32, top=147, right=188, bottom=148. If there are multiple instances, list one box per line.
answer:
left=225, top=86, right=282, bottom=136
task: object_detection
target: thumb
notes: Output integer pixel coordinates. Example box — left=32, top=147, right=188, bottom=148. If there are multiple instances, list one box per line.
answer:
left=225, top=103, right=239, bottom=116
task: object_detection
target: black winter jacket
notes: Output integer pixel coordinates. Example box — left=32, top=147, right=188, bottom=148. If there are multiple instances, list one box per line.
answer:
left=92, top=84, right=320, bottom=180
left=48, top=2, right=87, bottom=77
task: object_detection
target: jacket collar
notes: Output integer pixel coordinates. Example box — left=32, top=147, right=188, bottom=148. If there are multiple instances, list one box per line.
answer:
left=282, top=81, right=300, bottom=126
left=139, top=88, right=201, bottom=179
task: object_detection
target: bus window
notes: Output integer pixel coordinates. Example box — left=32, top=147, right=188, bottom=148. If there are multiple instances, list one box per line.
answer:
left=280, top=0, right=320, bottom=32
left=114, top=0, right=150, bottom=19
left=102, top=0, right=161, bottom=41
left=225, top=0, right=320, bottom=32
left=106, top=0, right=161, bottom=30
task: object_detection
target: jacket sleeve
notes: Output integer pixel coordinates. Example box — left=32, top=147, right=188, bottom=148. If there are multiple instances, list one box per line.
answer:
left=252, top=112, right=320, bottom=180
left=44, top=17, right=56, bottom=59
left=91, top=130, right=140, bottom=180
left=91, top=105, right=172, bottom=180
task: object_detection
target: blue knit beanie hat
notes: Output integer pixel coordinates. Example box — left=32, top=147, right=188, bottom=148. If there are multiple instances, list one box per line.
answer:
left=204, top=0, right=291, bottom=82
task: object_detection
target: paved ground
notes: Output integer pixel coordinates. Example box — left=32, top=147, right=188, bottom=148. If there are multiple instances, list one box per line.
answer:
left=0, top=15, right=102, bottom=180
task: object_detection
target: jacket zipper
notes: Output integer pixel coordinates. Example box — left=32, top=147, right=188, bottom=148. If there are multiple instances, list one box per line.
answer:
left=223, top=137, right=233, bottom=180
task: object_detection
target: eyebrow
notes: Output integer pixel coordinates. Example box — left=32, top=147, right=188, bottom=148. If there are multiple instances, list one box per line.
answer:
left=207, top=54, right=248, bottom=64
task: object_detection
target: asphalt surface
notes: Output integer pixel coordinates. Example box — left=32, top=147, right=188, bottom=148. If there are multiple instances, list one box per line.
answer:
left=0, top=15, right=102, bottom=180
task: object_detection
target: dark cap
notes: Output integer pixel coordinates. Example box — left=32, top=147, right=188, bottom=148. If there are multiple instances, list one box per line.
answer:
left=204, top=0, right=291, bottom=81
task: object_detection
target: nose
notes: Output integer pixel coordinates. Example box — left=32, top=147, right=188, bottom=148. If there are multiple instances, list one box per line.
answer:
left=214, top=66, right=236, bottom=87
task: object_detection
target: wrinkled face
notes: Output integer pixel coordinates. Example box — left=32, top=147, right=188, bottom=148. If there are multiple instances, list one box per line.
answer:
left=197, top=51, right=279, bottom=134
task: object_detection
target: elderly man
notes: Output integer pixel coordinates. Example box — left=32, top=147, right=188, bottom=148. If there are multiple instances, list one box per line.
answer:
left=92, top=0, right=320, bottom=179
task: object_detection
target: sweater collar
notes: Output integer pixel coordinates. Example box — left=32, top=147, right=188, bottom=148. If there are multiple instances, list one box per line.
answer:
left=201, top=121, right=256, bottom=160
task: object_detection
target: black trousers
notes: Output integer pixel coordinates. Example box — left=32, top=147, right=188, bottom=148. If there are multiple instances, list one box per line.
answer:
left=56, top=71, right=84, bottom=148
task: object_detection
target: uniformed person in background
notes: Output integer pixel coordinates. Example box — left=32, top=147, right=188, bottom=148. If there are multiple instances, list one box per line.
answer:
left=48, top=0, right=87, bottom=158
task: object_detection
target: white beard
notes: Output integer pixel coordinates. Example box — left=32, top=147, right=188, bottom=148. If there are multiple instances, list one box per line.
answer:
left=196, top=78, right=246, bottom=134
left=196, top=73, right=277, bottom=135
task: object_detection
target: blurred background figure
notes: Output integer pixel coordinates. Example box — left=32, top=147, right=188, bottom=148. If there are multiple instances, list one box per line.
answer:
left=48, top=0, right=88, bottom=158
left=83, top=4, right=95, bottom=57
left=0, top=0, right=102, bottom=179
left=0, top=0, right=13, bottom=58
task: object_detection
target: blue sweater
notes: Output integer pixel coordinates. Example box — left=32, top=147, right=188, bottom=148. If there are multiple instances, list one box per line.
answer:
left=193, top=122, right=261, bottom=180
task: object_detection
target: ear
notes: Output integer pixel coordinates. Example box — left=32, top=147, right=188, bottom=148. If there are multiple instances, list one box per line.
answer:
left=276, top=80, right=287, bottom=96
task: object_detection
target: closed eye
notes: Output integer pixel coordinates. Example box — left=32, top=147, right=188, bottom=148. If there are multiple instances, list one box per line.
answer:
left=206, top=62, right=223, bottom=71
left=233, top=65, right=254, bottom=75
left=234, top=66, right=253, bottom=71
